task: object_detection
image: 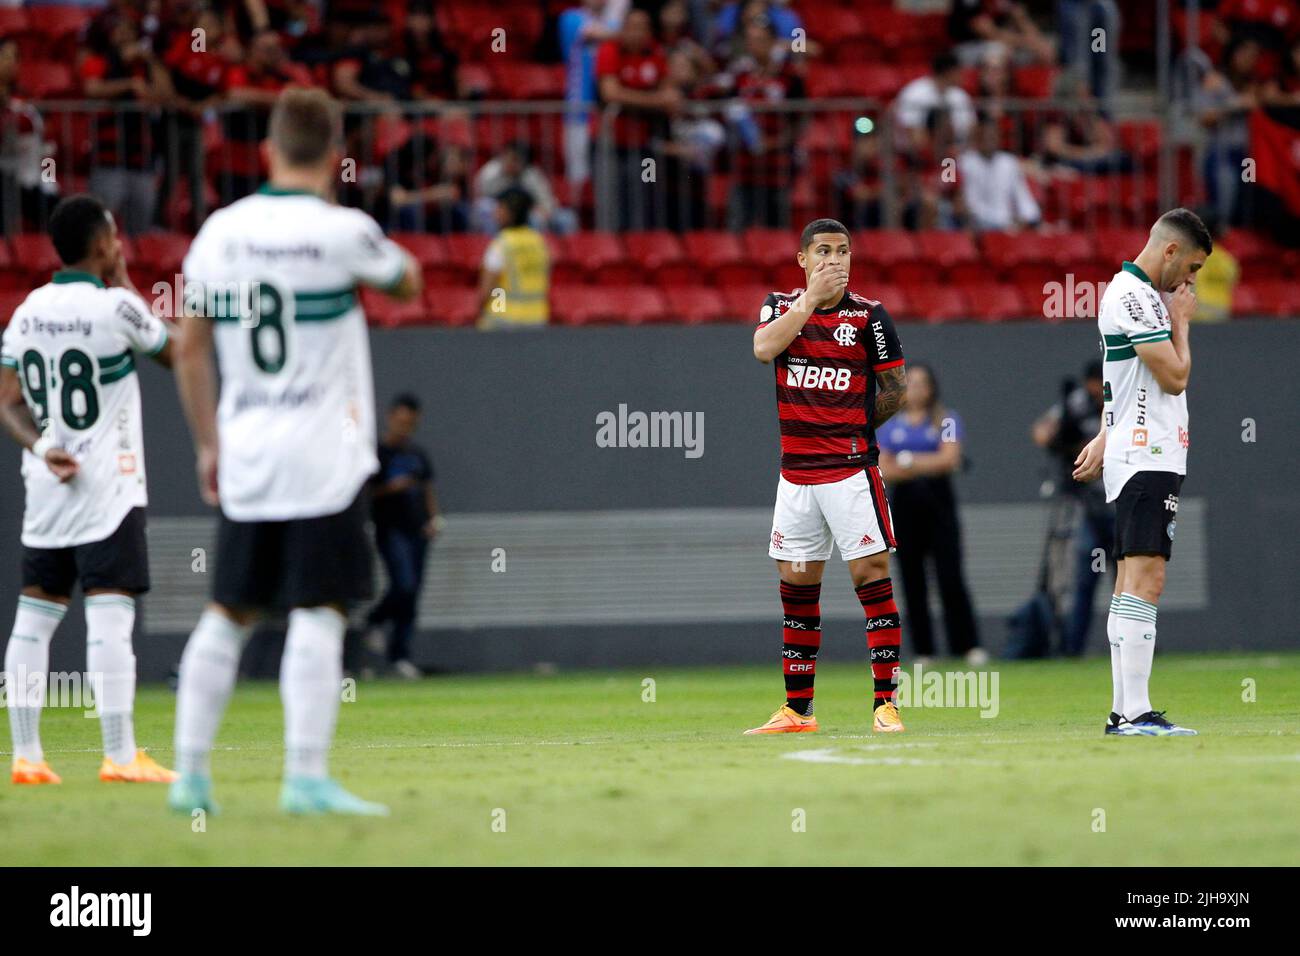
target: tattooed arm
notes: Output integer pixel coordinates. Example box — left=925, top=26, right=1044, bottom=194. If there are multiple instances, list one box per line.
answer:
left=872, top=364, right=907, bottom=428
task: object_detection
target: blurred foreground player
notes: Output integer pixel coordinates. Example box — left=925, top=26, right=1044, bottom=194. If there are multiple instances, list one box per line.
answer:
left=0, top=195, right=179, bottom=784
left=169, top=88, right=422, bottom=815
left=1074, top=208, right=1209, bottom=737
left=748, top=219, right=908, bottom=735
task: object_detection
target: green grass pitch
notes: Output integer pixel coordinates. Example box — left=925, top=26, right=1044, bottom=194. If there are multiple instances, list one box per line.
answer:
left=2, top=653, right=1297, bottom=866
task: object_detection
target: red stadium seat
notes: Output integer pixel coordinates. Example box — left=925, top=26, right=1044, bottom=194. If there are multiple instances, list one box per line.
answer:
left=682, top=230, right=745, bottom=269
left=959, top=282, right=1032, bottom=322
left=424, top=287, right=481, bottom=327
left=361, top=288, right=428, bottom=328
left=0, top=288, right=28, bottom=327
left=563, top=232, right=626, bottom=271
left=914, top=230, right=979, bottom=268
left=623, top=231, right=686, bottom=271
left=11, top=233, right=59, bottom=279
left=721, top=285, right=771, bottom=323
left=663, top=286, right=728, bottom=324
left=853, top=230, right=921, bottom=270
left=800, top=7, right=866, bottom=48
left=551, top=284, right=598, bottom=325
left=978, top=231, right=1063, bottom=276
left=27, top=5, right=89, bottom=43
left=742, top=228, right=796, bottom=271
left=489, top=63, right=565, bottom=100
left=854, top=284, right=908, bottom=321
left=898, top=285, right=971, bottom=323
left=17, top=60, right=74, bottom=98
left=600, top=285, right=670, bottom=325
left=1092, top=228, right=1150, bottom=261
left=1013, top=65, right=1059, bottom=99
left=1233, top=281, right=1300, bottom=318
left=0, top=10, right=28, bottom=37
left=133, top=232, right=192, bottom=275
left=444, top=234, right=491, bottom=272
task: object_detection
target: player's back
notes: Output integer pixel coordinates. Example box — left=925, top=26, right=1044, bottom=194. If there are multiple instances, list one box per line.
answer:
left=183, top=187, right=408, bottom=523
left=1, top=273, right=167, bottom=547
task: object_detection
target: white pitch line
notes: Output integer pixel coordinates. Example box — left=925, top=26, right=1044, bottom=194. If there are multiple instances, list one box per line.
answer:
left=783, top=747, right=1003, bottom=767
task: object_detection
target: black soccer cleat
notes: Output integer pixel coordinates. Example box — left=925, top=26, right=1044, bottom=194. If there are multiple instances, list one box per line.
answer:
left=1103, top=712, right=1129, bottom=736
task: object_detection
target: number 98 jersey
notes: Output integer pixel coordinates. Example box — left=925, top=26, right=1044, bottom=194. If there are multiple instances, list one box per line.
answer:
left=1, top=271, right=167, bottom=548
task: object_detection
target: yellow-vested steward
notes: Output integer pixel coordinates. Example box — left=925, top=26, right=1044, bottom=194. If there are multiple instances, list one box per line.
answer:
left=479, top=226, right=550, bottom=328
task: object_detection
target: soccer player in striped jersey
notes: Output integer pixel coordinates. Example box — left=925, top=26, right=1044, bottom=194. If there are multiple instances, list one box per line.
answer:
left=0, top=195, right=180, bottom=784
left=168, top=88, right=422, bottom=815
left=747, top=219, right=908, bottom=735
left=1073, top=208, right=1209, bottom=737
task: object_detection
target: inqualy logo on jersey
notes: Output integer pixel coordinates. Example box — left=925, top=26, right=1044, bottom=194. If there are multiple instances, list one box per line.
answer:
left=787, top=364, right=851, bottom=391
left=833, top=322, right=857, bottom=346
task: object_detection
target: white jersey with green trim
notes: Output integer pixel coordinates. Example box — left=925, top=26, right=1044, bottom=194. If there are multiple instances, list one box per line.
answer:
left=1, top=271, right=167, bottom=548
left=1097, top=262, right=1189, bottom=503
left=182, top=187, right=409, bottom=522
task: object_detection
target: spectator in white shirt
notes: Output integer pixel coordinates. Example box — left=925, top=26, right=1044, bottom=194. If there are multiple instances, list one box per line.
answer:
left=894, top=52, right=977, bottom=152
left=472, top=141, right=578, bottom=234
left=958, top=115, right=1041, bottom=231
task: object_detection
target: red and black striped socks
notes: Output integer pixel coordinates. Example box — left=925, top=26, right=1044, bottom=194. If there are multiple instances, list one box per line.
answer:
left=856, top=577, right=901, bottom=710
left=780, top=581, right=821, bottom=716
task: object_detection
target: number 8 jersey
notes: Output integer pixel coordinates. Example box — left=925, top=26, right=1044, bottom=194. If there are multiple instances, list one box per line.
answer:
left=1, top=271, right=168, bottom=548
left=182, top=186, right=410, bottom=522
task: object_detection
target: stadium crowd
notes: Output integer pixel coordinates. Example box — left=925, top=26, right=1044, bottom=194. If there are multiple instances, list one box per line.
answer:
left=0, top=1, right=1296, bottom=326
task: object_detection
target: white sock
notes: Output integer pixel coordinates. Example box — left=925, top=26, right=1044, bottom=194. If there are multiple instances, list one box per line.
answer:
left=174, top=609, right=252, bottom=776
left=1107, top=595, right=1124, bottom=716
left=281, top=607, right=345, bottom=780
left=85, top=594, right=139, bottom=764
left=1116, top=592, right=1158, bottom=722
left=4, top=596, right=66, bottom=762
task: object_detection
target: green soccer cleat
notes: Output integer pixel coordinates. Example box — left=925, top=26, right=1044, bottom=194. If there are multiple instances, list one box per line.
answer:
left=279, top=777, right=391, bottom=817
left=168, top=772, right=220, bottom=815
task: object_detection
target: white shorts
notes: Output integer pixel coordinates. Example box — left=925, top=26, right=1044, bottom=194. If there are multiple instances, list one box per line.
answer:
left=768, top=467, right=896, bottom=563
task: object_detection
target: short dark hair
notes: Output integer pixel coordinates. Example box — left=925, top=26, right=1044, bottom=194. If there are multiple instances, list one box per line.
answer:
left=800, top=218, right=851, bottom=250
left=269, top=87, right=341, bottom=167
left=932, top=52, right=958, bottom=76
left=497, top=187, right=534, bottom=228
left=1155, top=207, right=1213, bottom=255
left=49, top=195, right=112, bottom=266
left=391, top=393, right=421, bottom=413
left=1084, top=359, right=1103, bottom=381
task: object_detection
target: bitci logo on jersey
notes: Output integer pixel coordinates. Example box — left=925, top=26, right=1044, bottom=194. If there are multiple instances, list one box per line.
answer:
left=786, top=364, right=851, bottom=391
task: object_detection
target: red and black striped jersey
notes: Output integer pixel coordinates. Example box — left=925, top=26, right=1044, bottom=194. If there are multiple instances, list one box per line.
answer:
left=757, top=289, right=905, bottom=484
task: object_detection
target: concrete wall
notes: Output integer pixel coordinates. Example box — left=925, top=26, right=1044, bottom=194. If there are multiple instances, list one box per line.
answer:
left=2, top=319, right=1296, bottom=678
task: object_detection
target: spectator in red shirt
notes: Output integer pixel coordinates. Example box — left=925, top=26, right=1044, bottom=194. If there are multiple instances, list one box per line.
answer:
left=593, top=9, right=679, bottom=229
left=79, top=14, right=168, bottom=234
left=217, top=29, right=312, bottom=204
left=723, top=15, right=805, bottom=228
left=159, top=6, right=235, bottom=229
left=1213, top=0, right=1299, bottom=76
left=395, top=2, right=460, bottom=101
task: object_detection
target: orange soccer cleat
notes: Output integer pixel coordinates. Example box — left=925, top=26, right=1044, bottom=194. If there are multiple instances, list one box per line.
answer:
left=744, top=704, right=819, bottom=735
left=99, top=750, right=179, bottom=783
left=12, top=757, right=62, bottom=785
left=872, top=701, right=905, bottom=733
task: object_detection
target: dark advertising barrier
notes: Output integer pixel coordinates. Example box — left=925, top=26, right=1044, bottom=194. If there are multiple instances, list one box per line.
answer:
left=2, top=319, right=1296, bottom=678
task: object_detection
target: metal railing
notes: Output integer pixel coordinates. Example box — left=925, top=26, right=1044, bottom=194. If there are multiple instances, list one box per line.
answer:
left=10, top=95, right=1194, bottom=237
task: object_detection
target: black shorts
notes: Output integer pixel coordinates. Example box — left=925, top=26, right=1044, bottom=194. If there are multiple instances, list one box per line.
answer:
left=21, top=507, right=151, bottom=596
left=1114, top=471, right=1184, bottom=561
left=212, top=491, right=374, bottom=611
